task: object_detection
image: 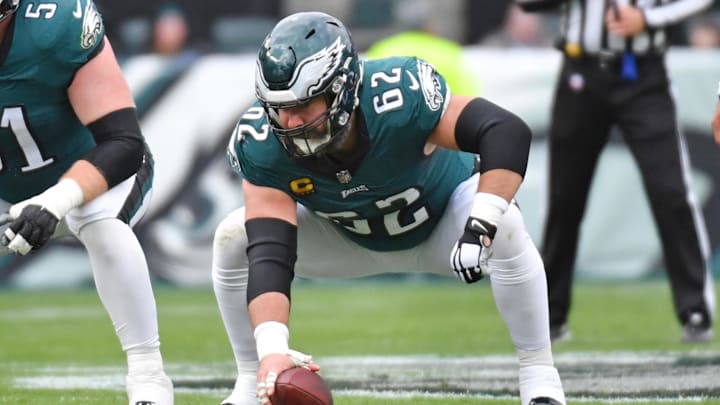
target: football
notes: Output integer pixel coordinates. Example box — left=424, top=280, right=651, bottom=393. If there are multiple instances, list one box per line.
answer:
left=270, top=367, right=333, bottom=405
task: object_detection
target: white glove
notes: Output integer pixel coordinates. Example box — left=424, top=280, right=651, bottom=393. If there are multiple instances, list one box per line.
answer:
left=450, top=192, right=508, bottom=283
left=1, top=179, right=84, bottom=255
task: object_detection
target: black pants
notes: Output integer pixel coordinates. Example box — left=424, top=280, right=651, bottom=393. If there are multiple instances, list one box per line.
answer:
left=542, top=54, right=714, bottom=329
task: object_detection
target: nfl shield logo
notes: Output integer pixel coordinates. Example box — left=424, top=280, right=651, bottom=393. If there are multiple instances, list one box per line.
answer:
left=336, top=170, right=352, bottom=184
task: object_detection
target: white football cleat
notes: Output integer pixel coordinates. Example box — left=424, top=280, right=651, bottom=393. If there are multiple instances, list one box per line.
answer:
left=220, top=374, right=256, bottom=405
left=519, top=365, right=566, bottom=405
left=127, top=372, right=174, bottom=405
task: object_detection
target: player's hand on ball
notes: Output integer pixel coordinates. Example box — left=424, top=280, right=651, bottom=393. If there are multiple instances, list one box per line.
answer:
left=257, top=350, right=319, bottom=404
left=269, top=367, right=333, bottom=405
left=450, top=216, right=497, bottom=283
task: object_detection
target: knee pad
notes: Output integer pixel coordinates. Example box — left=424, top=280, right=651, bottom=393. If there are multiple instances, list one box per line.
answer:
left=491, top=203, right=536, bottom=259
left=490, top=246, right=544, bottom=285
left=212, top=208, right=250, bottom=290
left=213, top=208, right=249, bottom=268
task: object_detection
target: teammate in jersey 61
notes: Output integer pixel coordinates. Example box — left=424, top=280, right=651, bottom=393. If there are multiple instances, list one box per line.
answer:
left=0, top=0, right=173, bottom=404
left=214, top=11, right=566, bottom=405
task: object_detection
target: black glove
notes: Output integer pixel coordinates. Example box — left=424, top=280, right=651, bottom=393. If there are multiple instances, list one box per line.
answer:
left=450, top=217, right=497, bottom=283
left=1, top=205, right=60, bottom=255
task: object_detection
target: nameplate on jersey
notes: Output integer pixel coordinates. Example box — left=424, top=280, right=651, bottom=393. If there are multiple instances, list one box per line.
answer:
left=341, top=185, right=369, bottom=199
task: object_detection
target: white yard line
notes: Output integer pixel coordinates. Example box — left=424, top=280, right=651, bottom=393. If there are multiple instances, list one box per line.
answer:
left=12, top=352, right=720, bottom=401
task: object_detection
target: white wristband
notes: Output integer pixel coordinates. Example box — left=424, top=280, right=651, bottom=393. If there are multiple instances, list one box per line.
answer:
left=470, top=192, right=509, bottom=227
left=9, top=178, right=84, bottom=219
left=254, top=321, right=290, bottom=361
left=41, top=179, right=85, bottom=218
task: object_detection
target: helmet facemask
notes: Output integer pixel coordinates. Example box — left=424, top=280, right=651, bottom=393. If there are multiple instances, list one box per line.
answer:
left=255, top=12, right=361, bottom=158
left=0, top=0, right=19, bottom=23
left=263, top=66, right=356, bottom=157
left=267, top=101, right=333, bottom=156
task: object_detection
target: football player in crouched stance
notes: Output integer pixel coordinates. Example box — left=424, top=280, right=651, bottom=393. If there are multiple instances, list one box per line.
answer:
left=214, top=11, right=566, bottom=405
left=0, top=0, right=173, bottom=404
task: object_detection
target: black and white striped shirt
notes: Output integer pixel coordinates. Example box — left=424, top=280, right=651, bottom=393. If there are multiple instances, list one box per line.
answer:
left=558, top=0, right=712, bottom=55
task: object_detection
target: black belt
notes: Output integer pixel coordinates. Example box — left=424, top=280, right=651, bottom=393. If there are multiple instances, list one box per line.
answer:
left=564, top=51, right=663, bottom=71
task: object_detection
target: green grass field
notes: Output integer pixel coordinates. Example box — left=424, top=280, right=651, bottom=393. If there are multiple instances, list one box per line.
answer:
left=0, top=279, right=718, bottom=404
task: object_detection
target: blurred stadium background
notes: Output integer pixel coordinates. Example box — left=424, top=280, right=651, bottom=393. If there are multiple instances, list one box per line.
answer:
left=2, top=0, right=719, bottom=288
left=3, top=1, right=720, bottom=404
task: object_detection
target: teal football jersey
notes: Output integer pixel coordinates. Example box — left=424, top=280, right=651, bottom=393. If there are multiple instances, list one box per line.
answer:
left=230, top=57, right=476, bottom=251
left=0, top=0, right=104, bottom=203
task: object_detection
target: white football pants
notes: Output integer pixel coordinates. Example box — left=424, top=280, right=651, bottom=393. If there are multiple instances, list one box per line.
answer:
left=212, top=174, right=565, bottom=405
left=0, top=175, right=165, bottom=372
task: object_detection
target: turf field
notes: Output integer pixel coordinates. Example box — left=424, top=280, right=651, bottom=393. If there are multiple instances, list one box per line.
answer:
left=0, top=279, right=718, bottom=404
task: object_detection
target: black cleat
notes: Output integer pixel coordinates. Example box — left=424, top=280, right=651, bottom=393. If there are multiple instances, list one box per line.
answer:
left=550, top=323, right=571, bottom=344
left=681, top=312, right=713, bottom=343
left=529, top=397, right=564, bottom=405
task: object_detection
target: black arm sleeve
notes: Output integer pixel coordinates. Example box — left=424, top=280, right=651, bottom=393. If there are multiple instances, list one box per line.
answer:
left=83, top=107, right=145, bottom=188
left=454, top=98, right=531, bottom=178
left=515, top=0, right=567, bottom=12
left=246, top=217, right=297, bottom=304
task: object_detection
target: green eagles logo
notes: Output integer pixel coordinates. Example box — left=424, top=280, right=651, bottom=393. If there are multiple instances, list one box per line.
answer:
left=80, top=0, right=102, bottom=49
left=417, top=60, right=443, bottom=112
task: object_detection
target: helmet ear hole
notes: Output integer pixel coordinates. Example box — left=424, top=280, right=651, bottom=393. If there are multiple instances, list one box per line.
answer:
left=331, top=76, right=345, bottom=94
left=337, top=111, right=349, bottom=126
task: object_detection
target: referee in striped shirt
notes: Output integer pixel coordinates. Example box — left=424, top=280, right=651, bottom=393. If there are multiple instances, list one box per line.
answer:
left=518, top=0, right=716, bottom=343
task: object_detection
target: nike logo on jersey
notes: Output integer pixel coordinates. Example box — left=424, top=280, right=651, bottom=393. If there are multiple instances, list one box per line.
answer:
left=406, top=71, right=420, bottom=90
left=72, top=0, right=82, bottom=18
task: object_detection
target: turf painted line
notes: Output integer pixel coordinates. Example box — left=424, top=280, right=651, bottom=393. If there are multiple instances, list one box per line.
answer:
left=334, top=390, right=713, bottom=403
left=0, top=307, right=105, bottom=320
left=318, top=352, right=720, bottom=399
left=11, top=351, right=720, bottom=402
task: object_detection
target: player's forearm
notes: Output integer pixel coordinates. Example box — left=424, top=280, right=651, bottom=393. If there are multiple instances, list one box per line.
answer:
left=249, top=293, right=291, bottom=361
left=249, top=292, right=291, bottom=328
left=62, top=160, right=109, bottom=203
left=477, top=169, right=523, bottom=203
left=245, top=216, right=297, bottom=359
left=643, top=0, right=711, bottom=27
